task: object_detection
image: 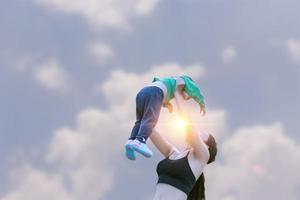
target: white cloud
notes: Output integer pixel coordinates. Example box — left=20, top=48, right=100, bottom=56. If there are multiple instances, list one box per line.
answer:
left=286, top=39, right=300, bottom=63
left=135, top=0, right=159, bottom=15
left=222, top=46, right=237, bottom=63
left=143, top=195, right=154, bottom=200
left=88, top=42, right=114, bottom=63
left=0, top=51, right=71, bottom=93
left=34, top=0, right=160, bottom=29
left=1, top=166, right=73, bottom=200
left=198, top=109, right=228, bottom=141
left=206, top=123, right=300, bottom=200
left=33, top=59, right=70, bottom=92
left=0, top=50, right=37, bottom=72
left=45, top=107, right=118, bottom=200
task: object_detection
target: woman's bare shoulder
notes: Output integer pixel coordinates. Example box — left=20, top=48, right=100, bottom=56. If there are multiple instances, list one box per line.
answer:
left=168, top=147, right=181, bottom=157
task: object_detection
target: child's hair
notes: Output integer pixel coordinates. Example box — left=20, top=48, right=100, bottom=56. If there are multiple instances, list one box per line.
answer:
left=187, top=134, right=217, bottom=200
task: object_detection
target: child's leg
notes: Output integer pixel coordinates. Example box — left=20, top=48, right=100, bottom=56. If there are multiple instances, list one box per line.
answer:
left=125, top=91, right=145, bottom=160
left=128, top=91, right=144, bottom=140
left=127, top=86, right=163, bottom=158
left=128, top=121, right=141, bottom=140
left=135, top=87, right=163, bottom=143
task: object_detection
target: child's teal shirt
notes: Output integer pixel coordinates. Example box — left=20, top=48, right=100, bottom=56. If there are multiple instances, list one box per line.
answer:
left=152, top=76, right=205, bottom=107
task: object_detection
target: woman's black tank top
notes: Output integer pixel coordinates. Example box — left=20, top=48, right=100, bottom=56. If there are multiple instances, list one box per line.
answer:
left=156, top=152, right=196, bottom=195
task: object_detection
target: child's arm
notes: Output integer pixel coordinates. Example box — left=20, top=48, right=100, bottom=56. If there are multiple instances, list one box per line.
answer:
left=180, top=76, right=206, bottom=116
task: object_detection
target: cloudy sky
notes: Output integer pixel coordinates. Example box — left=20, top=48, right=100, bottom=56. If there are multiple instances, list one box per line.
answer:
left=1, top=0, right=300, bottom=200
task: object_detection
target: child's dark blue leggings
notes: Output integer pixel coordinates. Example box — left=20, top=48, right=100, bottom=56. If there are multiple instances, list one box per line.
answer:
left=129, top=86, right=164, bottom=143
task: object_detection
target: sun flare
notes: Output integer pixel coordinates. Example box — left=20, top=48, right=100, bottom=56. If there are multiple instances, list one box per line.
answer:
left=175, top=117, right=188, bottom=131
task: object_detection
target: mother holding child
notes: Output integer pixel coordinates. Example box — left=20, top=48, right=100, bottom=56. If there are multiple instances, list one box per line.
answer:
left=124, top=76, right=217, bottom=200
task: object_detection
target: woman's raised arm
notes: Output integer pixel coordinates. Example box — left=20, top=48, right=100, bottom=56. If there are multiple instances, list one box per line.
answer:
left=174, top=90, right=209, bottom=163
left=150, top=129, right=175, bottom=157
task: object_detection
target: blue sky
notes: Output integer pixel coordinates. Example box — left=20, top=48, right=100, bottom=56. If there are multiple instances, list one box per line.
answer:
left=0, top=0, right=300, bottom=200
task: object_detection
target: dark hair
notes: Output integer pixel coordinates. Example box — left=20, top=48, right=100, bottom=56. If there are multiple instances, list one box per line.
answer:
left=187, top=134, right=217, bottom=200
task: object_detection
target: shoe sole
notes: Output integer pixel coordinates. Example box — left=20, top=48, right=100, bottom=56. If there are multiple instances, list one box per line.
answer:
left=125, top=144, right=136, bottom=160
left=131, top=145, right=152, bottom=158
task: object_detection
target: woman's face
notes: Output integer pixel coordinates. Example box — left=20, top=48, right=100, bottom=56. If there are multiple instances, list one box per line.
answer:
left=200, top=132, right=209, bottom=143
left=187, top=131, right=210, bottom=147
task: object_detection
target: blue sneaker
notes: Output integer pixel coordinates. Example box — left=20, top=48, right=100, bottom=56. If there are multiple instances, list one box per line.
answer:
left=125, top=140, right=136, bottom=160
left=129, top=139, right=153, bottom=158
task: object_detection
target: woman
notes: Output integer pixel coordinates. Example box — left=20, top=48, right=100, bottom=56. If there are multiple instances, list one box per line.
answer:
left=150, top=90, right=217, bottom=200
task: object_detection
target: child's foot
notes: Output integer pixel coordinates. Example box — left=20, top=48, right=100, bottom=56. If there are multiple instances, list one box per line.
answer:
left=125, top=140, right=136, bottom=160
left=130, top=139, right=153, bottom=158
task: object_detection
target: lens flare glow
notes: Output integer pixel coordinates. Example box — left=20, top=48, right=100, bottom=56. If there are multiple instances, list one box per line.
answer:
left=175, top=117, right=188, bottom=131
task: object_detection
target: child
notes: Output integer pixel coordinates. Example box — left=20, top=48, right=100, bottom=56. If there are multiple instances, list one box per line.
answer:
left=125, top=75, right=206, bottom=160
